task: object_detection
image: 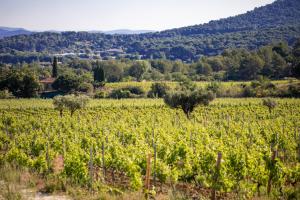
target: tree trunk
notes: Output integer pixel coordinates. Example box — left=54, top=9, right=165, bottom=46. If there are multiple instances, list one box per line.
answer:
left=257, top=183, right=261, bottom=197
left=211, top=152, right=222, bottom=200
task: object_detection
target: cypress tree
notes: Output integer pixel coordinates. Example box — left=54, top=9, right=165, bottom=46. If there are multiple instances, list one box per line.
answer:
left=52, top=57, right=58, bottom=78
left=93, top=62, right=105, bottom=82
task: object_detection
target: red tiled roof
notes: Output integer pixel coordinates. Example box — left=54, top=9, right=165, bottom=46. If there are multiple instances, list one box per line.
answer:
left=40, top=77, right=56, bottom=84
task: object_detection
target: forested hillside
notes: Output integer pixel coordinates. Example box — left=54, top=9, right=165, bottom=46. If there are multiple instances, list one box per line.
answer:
left=0, top=0, right=300, bottom=62
left=0, top=27, right=32, bottom=38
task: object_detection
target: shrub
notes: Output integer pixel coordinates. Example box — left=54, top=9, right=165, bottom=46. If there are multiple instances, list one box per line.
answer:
left=126, top=86, right=145, bottom=95
left=287, top=83, right=300, bottom=97
left=171, top=72, right=188, bottom=82
left=216, top=85, right=244, bottom=98
left=78, top=82, right=93, bottom=93
left=242, top=78, right=278, bottom=97
left=93, top=81, right=105, bottom=89
left=148, top=82, right=170, bottom=98
left=109, top=86, right=145, bottom=99
left=0, top=90, right=14, bottom=99
left=243, top=85, right=256, bottom=97
left=94, top=91, right=107, bottom=99
left=109, top=89, right=132, bottom=99
left=206, top=82, right=221, bottom=94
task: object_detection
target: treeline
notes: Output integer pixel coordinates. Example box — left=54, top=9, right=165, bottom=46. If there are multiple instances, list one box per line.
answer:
left=0, top=39, right=299, bottom=98
left=16, top=39, right=300, bottom=82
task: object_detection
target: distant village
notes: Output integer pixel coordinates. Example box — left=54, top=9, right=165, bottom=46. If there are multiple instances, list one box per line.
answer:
left=53, top=48, right=142, bottom=61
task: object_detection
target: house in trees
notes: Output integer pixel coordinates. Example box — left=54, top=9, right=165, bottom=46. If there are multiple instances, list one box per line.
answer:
left=40, top=77, right=56, bottom=91
left=40, top=56, right=58, bottom=91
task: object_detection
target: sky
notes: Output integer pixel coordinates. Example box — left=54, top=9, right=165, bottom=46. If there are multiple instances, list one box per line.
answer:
left=0, top=0, right=275, bottom=31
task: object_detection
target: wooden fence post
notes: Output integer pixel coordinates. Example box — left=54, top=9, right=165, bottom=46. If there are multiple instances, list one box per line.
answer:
left=46, top=141, right=50, bottom=173
left=102, top=141, right=106, bottom=182
left=298, top=129, right=300, bottom=161
left=211, top=152, right=222, bottom=200
left=62, top=136, right=66, bottom=158
left=153, top=144, right=157, bottom=186
left=267, top=150, right=277, bottom=196
left=89, top=146, right=94, bottom=188
left=190, top=132, right=193, bottom=148
left=145, top=153, right=151, bottom=191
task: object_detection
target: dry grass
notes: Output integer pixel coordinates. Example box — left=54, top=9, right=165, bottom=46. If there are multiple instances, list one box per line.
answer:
left=53, top=155, right=64, bottom=175
left=0, top=164, right=23, bottom=200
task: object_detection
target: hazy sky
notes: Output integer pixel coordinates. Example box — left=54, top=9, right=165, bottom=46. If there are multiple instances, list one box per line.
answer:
left=0, top=0, right=275, bottom=31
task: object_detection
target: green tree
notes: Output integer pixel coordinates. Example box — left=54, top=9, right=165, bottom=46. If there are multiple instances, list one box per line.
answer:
left=262, top=98, right=277, bottom=114
left=52, top=56, right=58, bottom=78
left=53, top=95, right=65, bottom=117
left=272, top=41, right=290, bottom=59
left=53, top=94, right=90, bottom=117
left=22, top=73, right=40, bottom=97
left=195, top=60, right=213, bottom=76
left=93, top=61, right=105, bottom=82
left=129, top=61, right=150, bottom=81
left=151, top=60, right=172, bottom=74
left=164, top=80, right=215, bottom=119
left=101, top=61, right=124, bottom=82
left=292, top=39, right=300, bottom=78
left=52, top=74, right=82, bottom=93
left=172, top=60, right=186, bottom=73
left=0, top=69, right=40, bottom=98
left=239, top=54, right=264, bottom=80
left=207, top=56, right=225, bottom=72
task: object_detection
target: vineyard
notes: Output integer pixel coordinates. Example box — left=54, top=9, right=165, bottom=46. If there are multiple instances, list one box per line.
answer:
left=0, top=98, right=300, bottom=199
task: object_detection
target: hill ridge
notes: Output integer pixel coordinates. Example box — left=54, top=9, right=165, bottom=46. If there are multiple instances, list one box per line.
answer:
left=0, top=0, right=299, bottom=61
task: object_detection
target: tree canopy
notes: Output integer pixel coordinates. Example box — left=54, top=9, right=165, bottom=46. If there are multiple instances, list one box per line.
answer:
left=53, top=94, right=90, bottom=116
left=0, top=68, right=40, bottom=98
left=164, top=80, right=215, bottom=119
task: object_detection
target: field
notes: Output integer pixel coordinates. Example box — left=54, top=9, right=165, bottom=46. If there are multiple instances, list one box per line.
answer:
left=0, top=98, right=300, bottom=199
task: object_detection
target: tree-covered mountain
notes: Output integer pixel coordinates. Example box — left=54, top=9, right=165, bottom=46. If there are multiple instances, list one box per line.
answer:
left=155, top=0, right=300, bottom=37
left=0, top=27, right=32, bottom=39
left=0, top=0, right=300, bottom=62
left=101, top=29, right=155, bottom=35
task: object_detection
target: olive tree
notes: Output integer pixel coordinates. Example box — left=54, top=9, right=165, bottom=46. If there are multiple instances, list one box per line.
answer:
left=164, top=80, right=215, bottom=119
left=262, top=98, right=277, bottom=114
left=53, top=94, right=90, bottom=117
left=53, top=95, right=65, bottom=117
